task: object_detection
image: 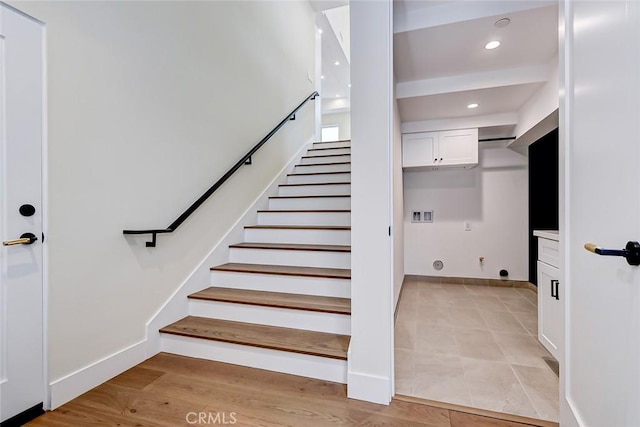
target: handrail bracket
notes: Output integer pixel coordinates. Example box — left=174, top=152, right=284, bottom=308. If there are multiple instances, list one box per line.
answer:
left=147, top=232, right=157, bottom=248
left=123, top=228, right=172, bottom=248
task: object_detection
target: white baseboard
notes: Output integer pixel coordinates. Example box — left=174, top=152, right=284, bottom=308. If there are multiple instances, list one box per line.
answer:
left=347, top=370, right=392, bottom=405
left=144, top=138, right=314, bottom=358
left=48, top=339, right=146, bottom=409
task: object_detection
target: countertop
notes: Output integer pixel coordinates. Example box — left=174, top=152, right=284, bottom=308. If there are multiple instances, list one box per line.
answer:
left=533, top=230, right=559, bottom=241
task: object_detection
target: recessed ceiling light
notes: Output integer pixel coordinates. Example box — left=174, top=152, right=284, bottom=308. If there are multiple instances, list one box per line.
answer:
left=485, top=41, right=501, bottom=50
left=467, top=103, right=479, bottom=109
left=321, top=75, right=325, bottom=79
left=494, top=18, right=510, bottom=28
left=334, top=61, right=340, bottom=66
left=318, top=28, right=323, bottom=34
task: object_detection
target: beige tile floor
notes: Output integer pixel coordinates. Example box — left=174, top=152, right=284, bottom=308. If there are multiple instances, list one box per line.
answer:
left=395, top=278, right=559, bottom=422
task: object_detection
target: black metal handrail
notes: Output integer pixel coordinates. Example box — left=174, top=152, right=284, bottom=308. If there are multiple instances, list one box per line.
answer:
left=123, top=91, right=319, bottom=247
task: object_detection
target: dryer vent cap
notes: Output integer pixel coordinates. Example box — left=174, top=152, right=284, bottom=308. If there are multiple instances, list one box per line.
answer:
left=499, top=269, right=509, bottom=277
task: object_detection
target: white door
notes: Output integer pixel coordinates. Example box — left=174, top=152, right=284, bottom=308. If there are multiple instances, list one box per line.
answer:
left=561, top=1, right=640, bottom=426
left=0, top=4, right=45, bottom=423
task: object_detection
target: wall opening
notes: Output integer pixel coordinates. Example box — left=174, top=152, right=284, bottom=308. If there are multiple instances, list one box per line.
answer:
left=321, top=125, right=339, bottom=142
left=528, top=128, right=559, bottom=284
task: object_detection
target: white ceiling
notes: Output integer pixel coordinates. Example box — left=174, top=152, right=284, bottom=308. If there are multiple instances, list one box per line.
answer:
left=394, top=1, right=559, bottom=136
left=316, top=5, right=351, bottom=113
left=398, top=83, right=543, bottom=122
left=314, top=1, right=558, bottom=129
left=394, top=6, right=558, bottom=82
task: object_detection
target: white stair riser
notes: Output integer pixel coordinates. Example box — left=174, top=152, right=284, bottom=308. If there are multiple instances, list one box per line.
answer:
left=244, top=227, right=350, bottom=245
left=210, top=271, right=350, bottom=298
left=269, top=197, right=350, bottom=210
left=229, top=247, right=350, bottom=269
left=300, top=155, right=351, bottom=165
left=257, top=211, right=350, bottom=226
left=293, top=163, right=350, bottom=174
left=161, top=335, right=347, bottom=383
left=306, top=147, right=350, bottom=156
left=188, top=300, right=350, bottom=334
left=312, top=141, right=350, bottom=149
left=287, top=172, right=351, bottom=184
left=278, top=184, right=350, bottom=196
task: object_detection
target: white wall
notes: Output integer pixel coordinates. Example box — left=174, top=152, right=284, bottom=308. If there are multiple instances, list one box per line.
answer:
left=349, top=0, right=394, bottom=404
left=392, top=100, right=404, bottom=308
left=404, top=144, right=528, bottom=280
left=514, top=57, right=559, bottom=141
left=13, top=0, right=316, bottom=386
left=322, top=112, right=351, bottom=140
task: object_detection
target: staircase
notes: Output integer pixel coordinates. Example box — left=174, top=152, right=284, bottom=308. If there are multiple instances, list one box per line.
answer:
left=159, top=140, right=352, bottom=383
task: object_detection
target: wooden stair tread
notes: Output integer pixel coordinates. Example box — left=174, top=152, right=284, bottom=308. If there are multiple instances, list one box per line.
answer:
left=210, top=263, right=351, bottom=279
left=229, top=242, right=351, bottom=252
left=279, top=182, right=350, bottom=187
left=287, top=171, right=350, bottom=177
left=160, top=316, right=350, bottom=360
left=295, top=161, right=350, bottom=167
left=301, top=154, right=350, bottom=159
left=269, top=195, right=350, bottom=199
left=245, top=225, right=350, bottom=230
left=189, top=287, right=351, bottom=314
left=313, top=139, right=351, bottom=144
left=307, top=146, right=350, bottom=152
left=257, top=209, right=350, bottom=213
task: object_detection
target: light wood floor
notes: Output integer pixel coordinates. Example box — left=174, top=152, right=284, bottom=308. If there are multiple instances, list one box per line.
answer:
left=29, top=353, right=557, bottom=426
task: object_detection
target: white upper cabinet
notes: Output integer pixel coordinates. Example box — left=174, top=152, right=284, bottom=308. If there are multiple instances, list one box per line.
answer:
left=402, top=132, right=438, bottom=168
left=437, top=129, right=478, bottom=167
left=402, top=128, right=478, bottom=170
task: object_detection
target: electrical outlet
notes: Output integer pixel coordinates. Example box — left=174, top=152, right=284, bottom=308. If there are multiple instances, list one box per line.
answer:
left=411, top=211, right=421, bottom=223
left=464, top=221, right=472, bottom=231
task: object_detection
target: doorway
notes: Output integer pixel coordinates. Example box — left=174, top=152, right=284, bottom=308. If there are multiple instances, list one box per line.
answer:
left=528, top=129, right=559, bottom=285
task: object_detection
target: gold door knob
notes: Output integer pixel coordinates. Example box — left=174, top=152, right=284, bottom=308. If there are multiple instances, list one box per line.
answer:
left=2, top=233, right=38, bottom=246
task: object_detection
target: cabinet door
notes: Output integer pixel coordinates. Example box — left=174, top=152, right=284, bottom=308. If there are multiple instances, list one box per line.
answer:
left=537, top=260, right=561, bottom=359
left=402, top=132, right=438, bottom=168
left=438, top=128, right=478, bottom=166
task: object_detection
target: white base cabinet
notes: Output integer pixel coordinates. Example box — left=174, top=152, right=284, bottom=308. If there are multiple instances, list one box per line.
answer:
left=535, top=233, right=562, bottom=360
left=537, top=259, right=561, bottom=359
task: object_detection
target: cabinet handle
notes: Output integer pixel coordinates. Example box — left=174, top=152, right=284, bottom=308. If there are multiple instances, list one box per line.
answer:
left=434, top=158, right=437, bottom=162
left=551, top=279, right=559, bottom=300
left=439, top=158, right=443, bottom=162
